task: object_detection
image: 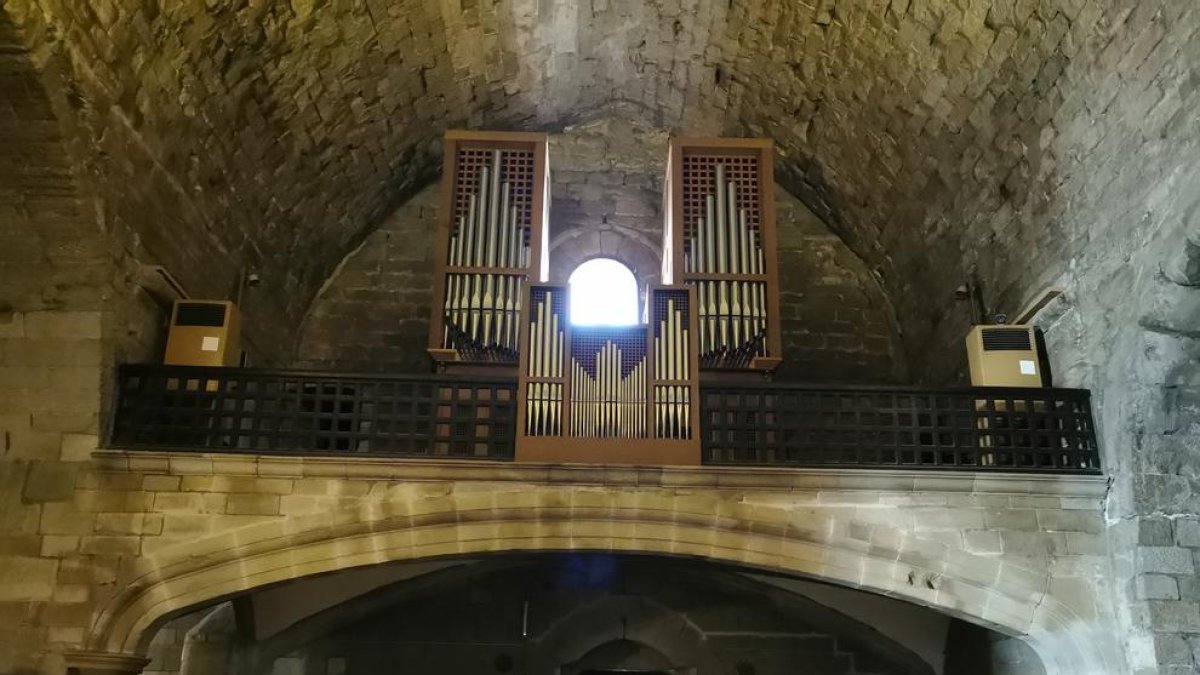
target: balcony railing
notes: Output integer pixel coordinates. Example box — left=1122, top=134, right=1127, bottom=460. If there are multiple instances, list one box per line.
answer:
left=110, top=365, right=1101, bottom=474
left=700, top=383, right=1099, bottom=474
left=111, top=365, right=518, bottom=459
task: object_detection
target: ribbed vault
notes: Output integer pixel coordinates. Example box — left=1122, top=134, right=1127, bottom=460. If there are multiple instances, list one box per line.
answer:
left=3, top=0, right=1191, bottom=372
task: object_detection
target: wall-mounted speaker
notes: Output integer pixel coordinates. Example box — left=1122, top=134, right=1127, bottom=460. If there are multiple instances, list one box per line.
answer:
left=966, top=325, right=1044, bottom=387
left=164, top=300, right=241, bottom=367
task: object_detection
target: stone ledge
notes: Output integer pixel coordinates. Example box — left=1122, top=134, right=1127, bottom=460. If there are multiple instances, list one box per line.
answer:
left=91, top=451, right=1109, bottom=498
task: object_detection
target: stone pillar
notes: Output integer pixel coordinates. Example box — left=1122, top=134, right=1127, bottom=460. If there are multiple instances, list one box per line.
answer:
left=63, top=651, right=150, bottom=675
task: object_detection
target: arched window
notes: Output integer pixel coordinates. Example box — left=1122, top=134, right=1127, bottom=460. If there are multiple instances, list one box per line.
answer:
left=568, top=258, right=639, bottom=326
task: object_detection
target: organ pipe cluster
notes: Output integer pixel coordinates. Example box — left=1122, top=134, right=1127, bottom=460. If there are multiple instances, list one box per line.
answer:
left=525, top=290, right=565, bottom=436
left=653, top=295, right=691, bottom=440
left=570, top=341, right=647, bottom=439
left=685, top=164, right=769, bottom=368
left=442, top=150, right=530, bottom=361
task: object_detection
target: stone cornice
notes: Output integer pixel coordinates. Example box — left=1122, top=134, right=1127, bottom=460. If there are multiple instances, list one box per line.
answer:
left=92, top=450, right=1108, bottom=498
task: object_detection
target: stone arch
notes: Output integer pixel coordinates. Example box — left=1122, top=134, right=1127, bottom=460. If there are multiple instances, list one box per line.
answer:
left=528, top=596, right=723, bottom=675
left=549, top=224, right=663, bottom=290
left=86, top=485, right=1117, bottom=674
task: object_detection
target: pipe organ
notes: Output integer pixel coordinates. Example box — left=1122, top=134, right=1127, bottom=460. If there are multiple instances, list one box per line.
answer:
left=515, top=285, right=700, bottom=465
left=430, top=131, right=778, bottom=464
left=663, top=138, right=783, bottom=374
left=428, top=131, right=551, bottom=372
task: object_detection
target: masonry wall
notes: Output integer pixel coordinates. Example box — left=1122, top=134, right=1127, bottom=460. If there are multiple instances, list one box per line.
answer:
left=5, top=0, right=1198, bottom=670
left=291, top=188, right=438, bottom=374
left=1, top=450, right=1114, bottom=672
left=294, top=118, right=905, bottom=383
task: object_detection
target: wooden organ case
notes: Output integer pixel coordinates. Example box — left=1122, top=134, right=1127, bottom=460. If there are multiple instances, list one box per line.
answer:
left=428, top=131, right=551, bottom=372
left=514, top=285, right=701, bottom=465
left=662, top=138, right=783, bottom=374
left=428, top=132, right=776, bottom=465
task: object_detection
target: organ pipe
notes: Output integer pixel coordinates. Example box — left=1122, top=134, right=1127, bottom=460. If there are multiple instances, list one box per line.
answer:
left=441, top=149, right=532, bottom=362
left=568, top=344, right=647, bottom=439
left=682, top=162, right=769, bottom=368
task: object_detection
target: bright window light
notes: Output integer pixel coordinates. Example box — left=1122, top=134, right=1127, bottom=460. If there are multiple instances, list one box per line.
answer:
left=568, top=258, right=639, bottom=326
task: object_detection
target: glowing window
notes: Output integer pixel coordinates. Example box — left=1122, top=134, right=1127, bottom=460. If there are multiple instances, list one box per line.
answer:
left=568, top=258, right=639, bottom=326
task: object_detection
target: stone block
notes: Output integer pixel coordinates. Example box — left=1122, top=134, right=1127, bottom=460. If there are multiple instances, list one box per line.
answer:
left=80, top=535, right=141, bottom=556
left=226, top=493, right=280, bottom=516
left=1153, top=633, right=1191, bottom=665
left=1139, top=574, right=1181, bottom=600
left=52, top=584, right=89, bottom=603
left=57, top=558, right=116, bottom=585
left=1000, top=531, right=1067, bottom=558
left=46, top=627, right=84, bottom=645
left=0, top=556, right=58, bottom=601
left=22, top=462, right=77, bottom=503
left=24, top=311, right=102, bottom=339
left=1141, top=519, right=1176, bottom=546
left=142, top=475, right=181, bottom=492
left=39, top=601, right=94, bottom=627
left=983, top=508, right=1037, bottom=530
left=1174, top=519, right=1200, bottom=547
left=910, top=507, right=985, bottom=530
left=95, top=513, right=162, bottom=535
left=1037, top=508, right=1104, bottom=534
left=30, top=408, right=98, bottom=434
left=0, top=535, right=42, bottom=556
left=963, top=530, right=1003, bottom=554
left=1148, top=601, right=1200, bottom=632
left=1140, top=547, right=1195, bottom=575
left=183, top=476, right=294, bottom=494
left=40, top=504, right=94, bottom=535
left=40, top=536, right=79, bottom=558
left=74, top=489, right=153, bottom=513
left=1065, top=532, right=1106, bottom=556
left=59, top=433, right=98, bottom=461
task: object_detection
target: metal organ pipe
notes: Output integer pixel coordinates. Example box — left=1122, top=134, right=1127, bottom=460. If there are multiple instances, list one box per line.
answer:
left=682, top=162, right=769, bottom=368
left=443, top=150, right=528, bottom=360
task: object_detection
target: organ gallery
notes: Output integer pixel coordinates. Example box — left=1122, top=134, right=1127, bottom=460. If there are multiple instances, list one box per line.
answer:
left=426, top=131, right=785, bottom=465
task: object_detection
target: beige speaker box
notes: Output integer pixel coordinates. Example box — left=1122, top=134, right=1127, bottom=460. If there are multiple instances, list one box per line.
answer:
left=966, top=325, right=1043, bottom=387
left=164, top=301, right=241, bottom=367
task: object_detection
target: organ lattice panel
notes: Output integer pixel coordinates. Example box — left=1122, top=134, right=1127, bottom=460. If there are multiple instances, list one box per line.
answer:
left=663, top=138, right=782, bottom=373
left=429, top=131, right=550, bottom=371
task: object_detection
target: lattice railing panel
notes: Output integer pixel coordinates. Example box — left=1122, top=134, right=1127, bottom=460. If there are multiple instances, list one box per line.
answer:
left=701, top=385, right=1100, bottom=473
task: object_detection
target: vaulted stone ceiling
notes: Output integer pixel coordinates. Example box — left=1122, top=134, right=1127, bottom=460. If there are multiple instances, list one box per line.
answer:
left=5, top=0, right=1194, bottom=372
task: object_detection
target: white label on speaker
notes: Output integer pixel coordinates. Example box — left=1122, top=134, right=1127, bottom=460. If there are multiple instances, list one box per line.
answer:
left=1019, top=359, right=1036, bottom=375
left=201, top=336, right=220, bottom=352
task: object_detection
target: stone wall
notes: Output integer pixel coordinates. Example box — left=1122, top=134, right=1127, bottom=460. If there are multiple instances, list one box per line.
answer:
left=30, top=452, right=1115, bottom=674
left=774, top=189, right=906, bottom=383
left=292, top=188, right=438, bottom=374
left=545, top=118, right=668, bottom=290
left=4, top=0, right=1200, bottom=671
left=294, top=118, right=905, bottom=383
left=6, top=0, right=1189, bottom=381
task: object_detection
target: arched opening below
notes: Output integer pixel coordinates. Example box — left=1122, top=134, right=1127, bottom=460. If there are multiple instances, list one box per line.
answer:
left=568, top=258, right=639, bottom=326
left=139, top=554, right=978, bottom=675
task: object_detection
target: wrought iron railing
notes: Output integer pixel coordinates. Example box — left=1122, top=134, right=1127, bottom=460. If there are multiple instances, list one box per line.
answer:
left=110, top=366, right=1100, bottom=474
left=111, top=365, right=518, bottom=459
left=700, top=384, right=1100, bottom=474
